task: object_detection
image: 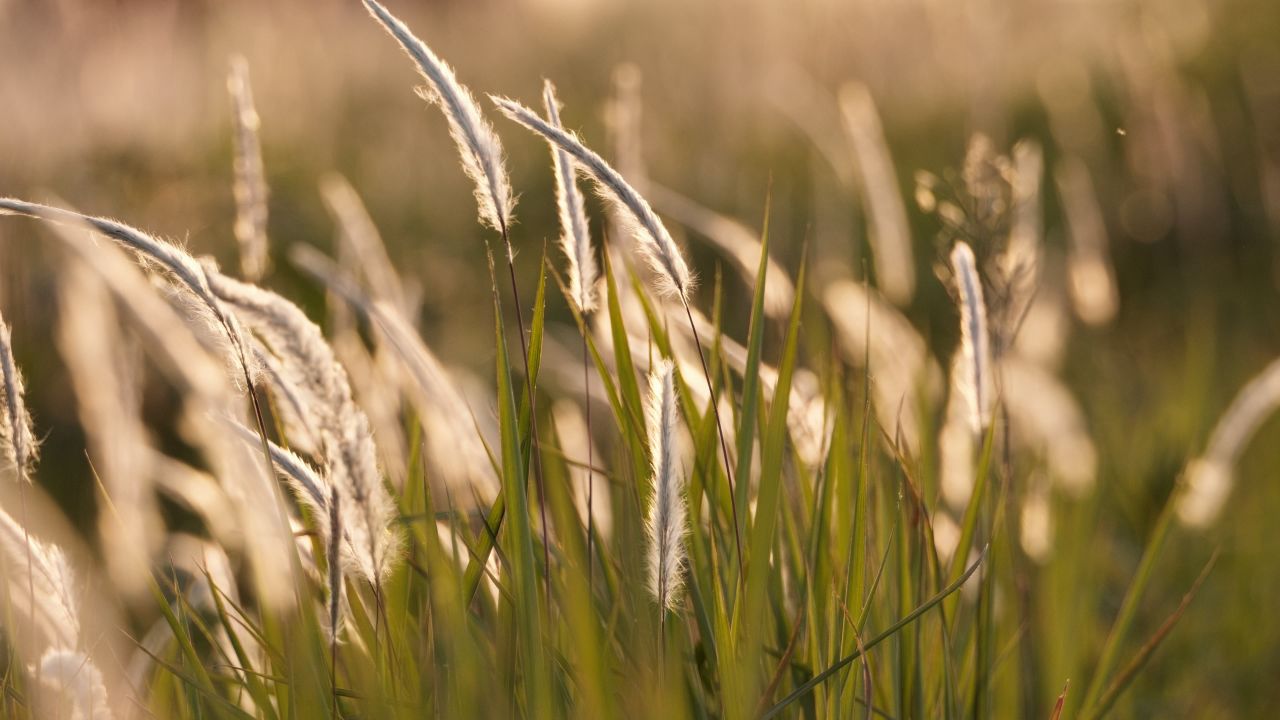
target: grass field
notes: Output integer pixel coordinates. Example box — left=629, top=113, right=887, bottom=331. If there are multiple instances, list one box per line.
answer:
left=0, top=0, right=1277, bottom=717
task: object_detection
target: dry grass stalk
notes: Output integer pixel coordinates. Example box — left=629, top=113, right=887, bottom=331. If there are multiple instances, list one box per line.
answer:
left=228, top=55, right=271, bottom=281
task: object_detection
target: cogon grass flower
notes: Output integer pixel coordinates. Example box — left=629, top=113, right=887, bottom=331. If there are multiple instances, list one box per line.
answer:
left=361, top=0, right=514, bottom=235
left=644, top=360, right=686, bottom=612
left=492, top=95, right=694, bottom=302
left=950, top=242, right=994, bottom=435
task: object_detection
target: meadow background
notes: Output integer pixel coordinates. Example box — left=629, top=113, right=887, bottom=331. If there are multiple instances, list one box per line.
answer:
left=0, top=0, right=1279, bottom=717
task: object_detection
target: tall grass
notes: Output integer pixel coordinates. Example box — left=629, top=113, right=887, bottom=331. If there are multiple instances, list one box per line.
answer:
left=0, top=3, right=1246, bottom=719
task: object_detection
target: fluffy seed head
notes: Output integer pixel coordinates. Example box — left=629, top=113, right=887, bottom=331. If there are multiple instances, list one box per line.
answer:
left=362, top=0, right=514, bottom=234
left=644, top=360, right=686, bottom=610
left=542, top=80, right=599, bottom=314
left=950, top=242, right=993, bottom=434
left=492, top=95, right=694, bottom=302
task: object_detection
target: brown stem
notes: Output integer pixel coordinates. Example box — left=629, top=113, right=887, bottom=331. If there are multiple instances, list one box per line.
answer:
left=681, top=299, right=744, bottom=577
left=499, top=223, right=551, bottom=614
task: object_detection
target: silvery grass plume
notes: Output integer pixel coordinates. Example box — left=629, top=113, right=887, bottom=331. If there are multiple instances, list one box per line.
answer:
left=0, top=200, right=300, bottom=608
left=0, top=199, right=257, bottom=389
left=647, top=182, right=796, bottom=320
left=53, top=229, right=299, bottom=591
left=543, top=80, right=599, bottom=314
left=228, top=55, right=270, bottom=282
left=1055, top=155, right=1119, bottom=326
left=1178, top=356, right=1280, bottom=528
left=492, top=96, right=694, bottom=301
left=0, top=313, right=36, bottom=481
left=645, top=360, right=687, bottom=612
left=290, top=243, right=501, bottom=504
left=838, top=82, right=915, bottom=306
left=361, top=0, right=513, bottom=235
left=950, top=242, right=994, bottom=435
left=207, top=273, right=402, bottom=584
left=823, top=279, right=943, bottom=455
left=0, top=506, right=114, bottom=719
left=57, top=258, right=160, bottom=598
left=0, top=506, right=78, bottom=651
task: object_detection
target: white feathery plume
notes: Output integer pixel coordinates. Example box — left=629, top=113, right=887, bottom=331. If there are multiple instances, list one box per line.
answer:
left=1055, top=156, right=1119, bottom=326
left=823, top=279, right=943, bottom=455
left=1178, top=356, right=1280, bottom=528
left=0, top=200, right=299, bottom=608
left=37, top=650, right=114, bottom=720
left=0, top=313, right=36, bottom=481
left=52, top=228, right=299, bottom=606
left=361, top=0, right=514, bottom=234
left=228, top=419, right=327, bottom=516
left=950, top=242, right=994, bottom=435
left=838, top=82, right=915, bottom=306
left=208, top=273, right=401, bottom=584
left=647, top=182, right=795, bottom=320
left=644, top=360, right=686, bottom=611
left=492, top=95, right=694, bottom=301
left=0, top=498, right=117, bottom=719
left=543, top=80, right=599, bottom=314
left=254, top=346, right=322, bottom=455
left=0, top=507, right=79, bottom=650
left=0, top=199, right=258, bottom=387
left=228, top=55, right=271, bottom=282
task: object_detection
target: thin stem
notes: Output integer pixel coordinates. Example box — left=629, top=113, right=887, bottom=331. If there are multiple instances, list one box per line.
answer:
left=681, top=299, right=744, bottom=577
left=17, top=480, right=36, bottom=692
left=582, top=329, right=595, bottom=597
left=499, top=222, right=552, bottom=614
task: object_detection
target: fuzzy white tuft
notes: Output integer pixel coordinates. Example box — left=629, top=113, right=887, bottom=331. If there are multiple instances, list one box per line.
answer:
left=208, top=273, right=402, bottom=584
left=492, top=95, right=694, bottom=301
left=950, top=242, right=994, bottom=434
left=644, top=360, right=686, bottom=611
left=542, top=80, right=599, bottom=314
left=362, top=0, right=514, bottom=234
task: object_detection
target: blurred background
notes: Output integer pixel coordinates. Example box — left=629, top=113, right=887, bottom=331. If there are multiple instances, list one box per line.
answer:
left=1, top=0, right=1278, bottom=715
